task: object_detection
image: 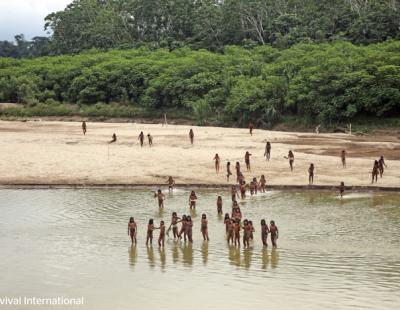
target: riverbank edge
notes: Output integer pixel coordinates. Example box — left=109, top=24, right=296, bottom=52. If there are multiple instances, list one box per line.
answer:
left=1, top=183, right=399, bottom=192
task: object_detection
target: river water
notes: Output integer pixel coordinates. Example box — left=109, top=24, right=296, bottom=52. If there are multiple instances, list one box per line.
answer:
left=0, top=189, right=399, bottom=309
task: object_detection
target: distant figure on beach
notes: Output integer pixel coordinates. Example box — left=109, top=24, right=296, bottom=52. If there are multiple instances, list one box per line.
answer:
left=146, top=219, right=154, bottom=245
left=201, top=214, right=209, bottom=241
left=147, top=134, right=153, bottom=147
left=128, top=217, right=137, bottom=244
left=154, top=189, right=165, bottom=208
left=265, top=142, right=271, bottom=161
left=378, top=155, right=387, bottom=177
left=287, top=150, right=294, bottom=171
left=155, top=220, right=166, bottom=247
left=82, top=121, right=87, bottom=135
left=189, top=129, right=194, bottom=145
left=226, top=162, right=232, bottom=181
left=166, top=176, right=175, bottom=192
left=109, top=133, right=117, bottom=144
left=138, top=131, right=144, bottom=147
left=189, top=191, right=197, bottom=209
left=245, top=151, right=252, bottom=171
left=269, top=220, right=278, bottom=248
left=213, top=153, right=220, bottom=174
left=339, top=182, right=345, bottom=198
left=261, top=219, right=269, bottom=247
left=308, top=163, right=315, bottom=185
left=372, top=160, right=379, bottom=184
left=259, top=175, right=266, bottom=192
left=217, top=196, right=223, bottom=215
left=249, top=122, right=254, bottom=136
left=235, top=161, right=241, bottom=182
left=341, top=150, right=346, bottom=168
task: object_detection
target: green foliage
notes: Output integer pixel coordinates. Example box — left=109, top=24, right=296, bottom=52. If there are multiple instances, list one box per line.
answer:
left=1, top=40, right=399, bottom=127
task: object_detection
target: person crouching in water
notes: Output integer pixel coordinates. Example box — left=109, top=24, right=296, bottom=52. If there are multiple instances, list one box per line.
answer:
left=154, top=189, right=165, bottom=208
left=201, top=214, right=209, bottom=241
left=261, top=219, right=269, bottom=247
left=128, top=217, right=137, bottom=244
left=189, top=191, right=197, bottom=209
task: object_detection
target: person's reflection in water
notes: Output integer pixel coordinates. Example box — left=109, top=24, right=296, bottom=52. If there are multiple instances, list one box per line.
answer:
left=261, top=248, right=269, bottom=270
left=228, top=244, right=241, bottom=267
left=159, top=247, right=166, bottom=271
left=201, top=241, right=208, bottom=265
left=372, top=193, right=383, bottom=207
left=271, top=248, right=279, bottom=269
left=147, top=245, right=155, bottom=269
left=190, top=208, right=197, bottom=219
left=128, top=245, right=137, bottom=269
left=171, top=243, right=179, bottom=264
left=181, top=243, right=193, bottom=267
left=243, top=248, right=252, bottom=269
left=157, top=207, right=165, bottom=218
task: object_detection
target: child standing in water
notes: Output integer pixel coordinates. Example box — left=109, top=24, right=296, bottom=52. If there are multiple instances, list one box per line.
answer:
left=201, top=214, right=209, bottom=241
left=287, top=150, right=294, bottom=171
left=339, top=182, right=345, bottom=198
left=147, top=134, right=153, bottom=147
left=243, top=220, right=250, bottom=248
left=82, top=121, right=87, bottom=135
left=226, top=162, right=232, bottom=181
left=372, top=160, right=379, bottom=184
left=146, top=219, right=155, bottom=245
left=261, top=219, right=269, bottom=247
left=341, top=150, right=346, bottom=168
left=265, top=142, right=271, bottom=161
left=189, top=191, right=197, bottom=209
left=128, top=217, right=137, bottom=244
left=259, top=175, right=266, bottom=192
left=154, top=189, right=165, bottom=208
left=217, top=196, right=223, bottom=215
left=378, top=155, right=387, bottom=177
left=138, top=131, right=144, bottom=147
left=308, top=163, right=315, bottom=185
left=214, top=153, right=220, bottom=174
left=186, top=216, right=193, bottom=243
left=249, top=122, right=254, bottom=136
left=170, top=212, right=180, bottom=240
left=233, top=219, right=241, bottom=247
left=269, top=220, right=278, bottom=248
left=166, top=176, right=175, bottom=192
left=189, top=129, right=194, bottom=145
left=178, top=215, right=187, bottom=242
left=245, top=151, right=252, bottom=171
left=155, top=220, right=166, bottom=247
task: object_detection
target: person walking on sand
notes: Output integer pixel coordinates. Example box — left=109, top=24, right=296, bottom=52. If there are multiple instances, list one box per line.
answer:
left=249, top=122, right=254, bottom=136
left=264, top=142, right=271, bottom=161
left=109, top=133, right=117, bottom=144
left=287, top=150, right=294, bottom=171
left=372, top=160, right=379, bottom=184
left=138, top=131, right=144, bottom=147
left=226, top=162, right=232, bottom=181
left=245, top=151, right=252, bottom=171
left=378, top=155, right=387, bottom=178
left=308, top=163, right=315, bottom=185
left=189, top=129, right=194, bottom=145
left=213, top=153, right=220, bottom=174
left=147, top=134, right=153, bottom=147
left=341, top=150, right=346, bottom=168
left=82, top=121, right=87, bottom=135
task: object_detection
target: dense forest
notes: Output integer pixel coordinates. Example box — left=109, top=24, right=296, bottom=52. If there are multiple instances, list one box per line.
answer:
left=1, top=0, right=400, bottom=57
left=0, top=0, right=399, bottom=128
left=1, top=41, right=399, bottom=127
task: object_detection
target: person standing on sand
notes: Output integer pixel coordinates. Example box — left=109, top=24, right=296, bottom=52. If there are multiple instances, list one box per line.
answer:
left=378, top=155, right=387, bottom=177
left=189, top=129, right=194, bottom=145
left=245, top=151, right=252, bottom=171
left=138, top=131, right=144, bottom=147
left=265, top=142, right=271, bottom=161
left=341, top=150, right=346, bottom=168
left=213, top=153, right=221, bottom=174
left=235, top=162, right=241, bottom=182
left=82, top=121, right=87, bottom=135
left=372, top=160, right=379, bottom=184
left=308, top=163, right=315, bottom=185
left=147, top=134, right=153, bottom=147
left=226, top=162, right=232, bottom=181
left=249, top=122, right=254, bottom=136
left=109, top=133, right=117, bottom=144
left=287, top=150, right=294, bottom=171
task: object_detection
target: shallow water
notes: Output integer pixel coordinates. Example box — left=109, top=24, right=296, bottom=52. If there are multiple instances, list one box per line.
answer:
left=0, top=189, right=399, bottom=310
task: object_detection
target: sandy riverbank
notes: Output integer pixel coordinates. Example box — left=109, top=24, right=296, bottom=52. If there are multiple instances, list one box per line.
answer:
left=0, top=120, right=399, bottom=188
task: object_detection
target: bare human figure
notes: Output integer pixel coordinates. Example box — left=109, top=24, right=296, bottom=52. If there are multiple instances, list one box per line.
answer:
left=189, top=191, right=197, bottom=209
left=201, top=214, right=209, bottom=241
left=189, top=129, right=194, bottom=145
left=226, top=162, right=232, bottom=181
left=259, top=175, right=266, bottom=192
left=264, top=142, right=271, bottom=161
left=308, top=163, right=315, bottom=185
left=245, top=151, right=252, bottom=171
left=287, top=150, right=294, bottom=171
left=341, top=150, right=346, bottom=168
left=261, top=219, right=269, bottom=247
left=128, top=217, right=137, bottom=244
left=147, top=134, right=153, bottom=147
left=214, top=153, right=220, bottom=174
left=166, top=176, right=175, bottom=193
left=269, top=220, right=279, bottom=248
left=249, top=122, right=254, bottom=136
left=82, top=121, right=87, bottom=135
left=372, top=160, right=379, bottom=184
left=154, top=189, right=165, bottom=208
left=339, top=182, right=345, bottom=198
left=378, top=155, right=387, bottom=178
